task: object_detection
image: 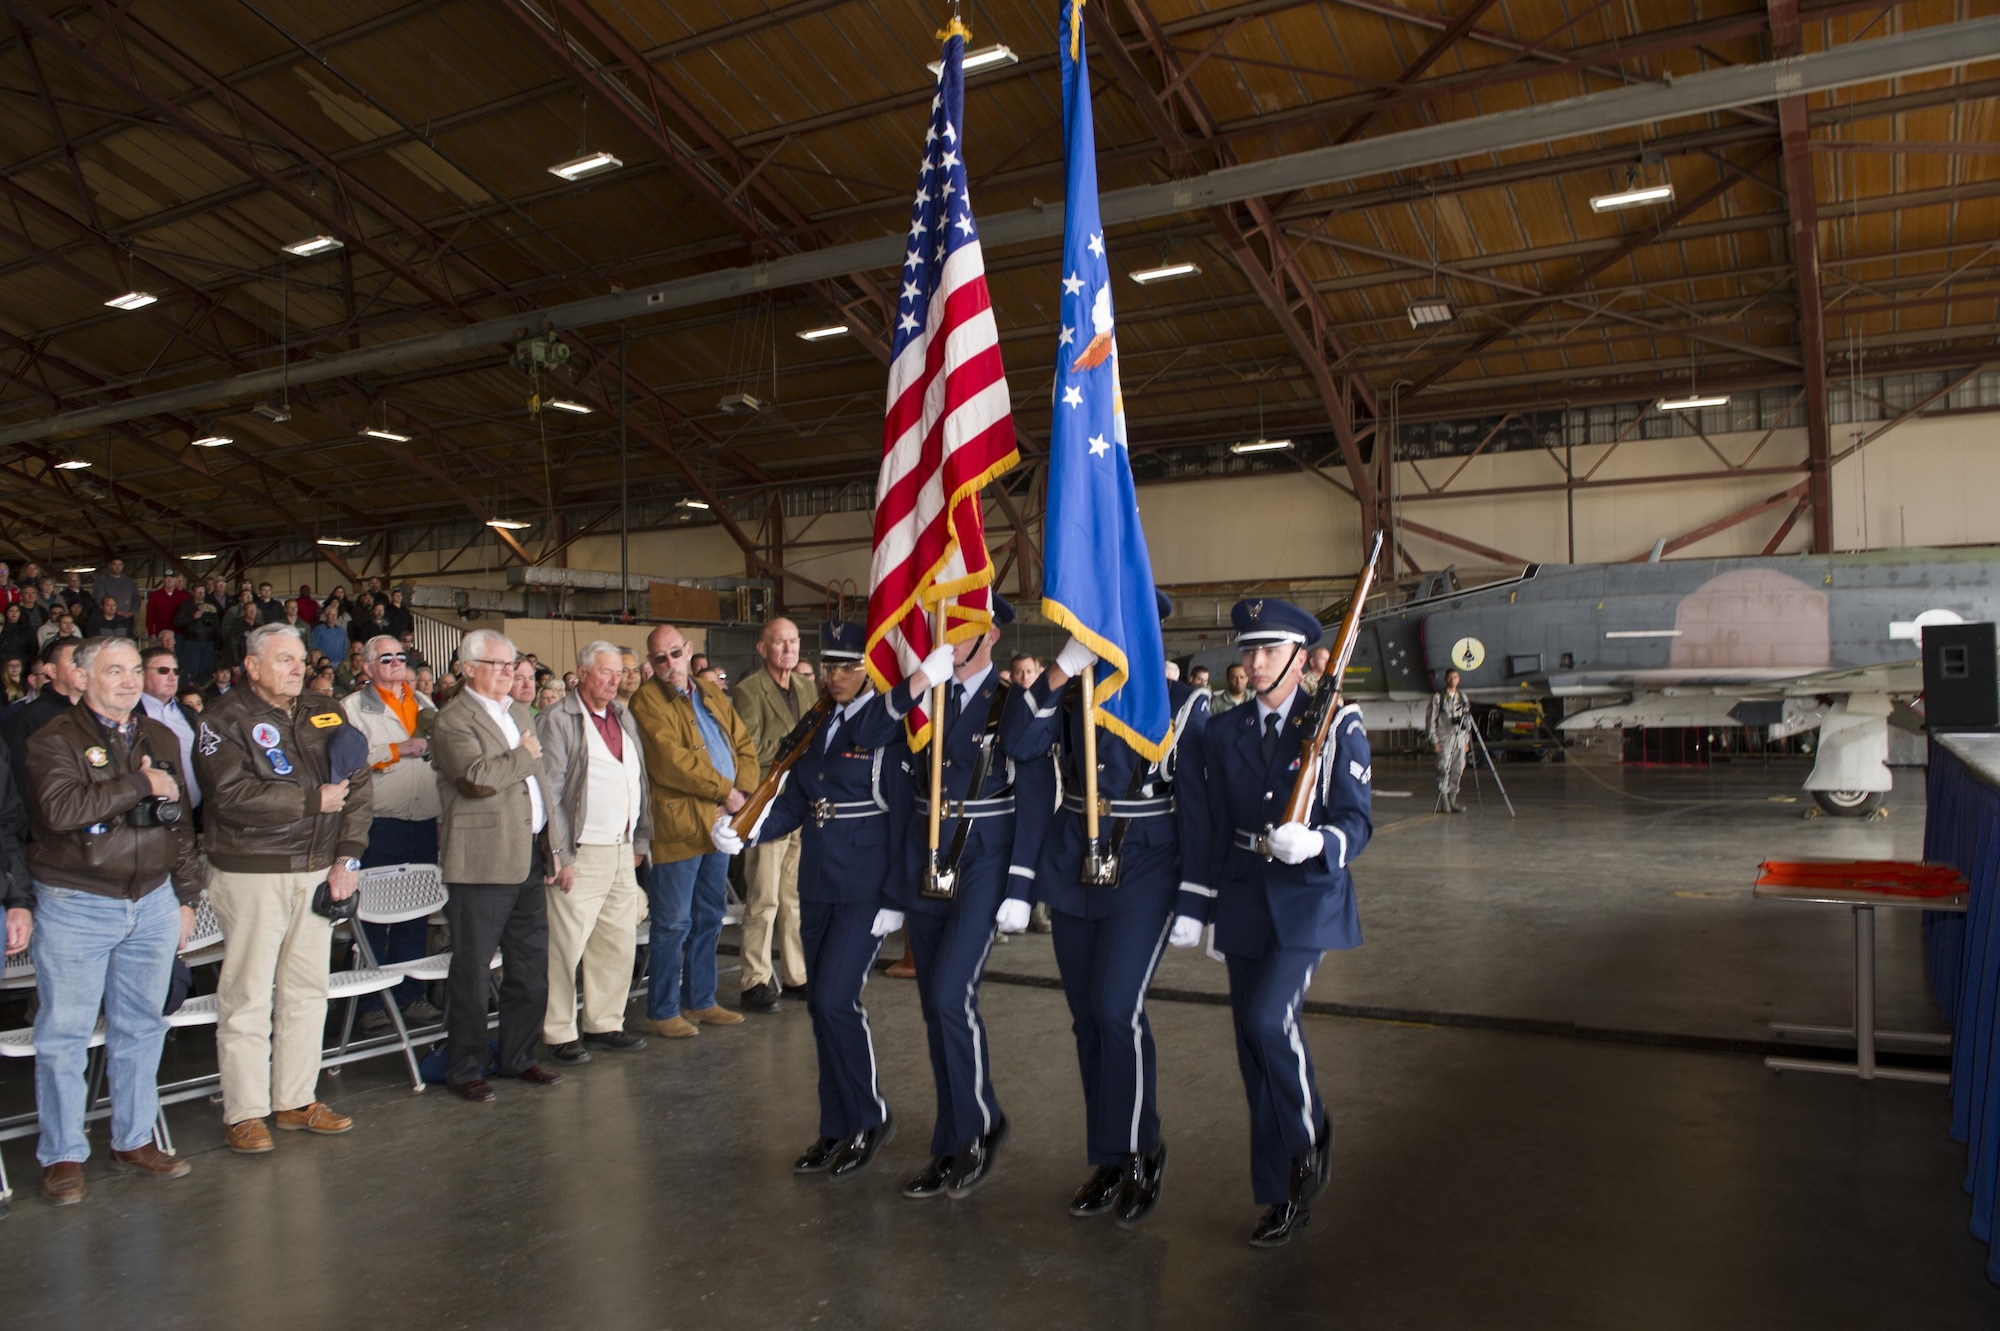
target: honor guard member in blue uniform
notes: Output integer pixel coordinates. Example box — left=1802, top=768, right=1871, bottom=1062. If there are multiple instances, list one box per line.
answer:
left=1186, top=597, right=1372, bottom=1248
left=887, top=593, right=1053, bottom=1202
left=998, top=591, right=1211, bottom=1227
left=710, top=622, right=956, bottom=1180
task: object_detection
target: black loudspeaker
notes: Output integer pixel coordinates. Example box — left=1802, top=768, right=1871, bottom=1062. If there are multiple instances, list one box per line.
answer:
left=1923, top=622, right=1999, bottom=732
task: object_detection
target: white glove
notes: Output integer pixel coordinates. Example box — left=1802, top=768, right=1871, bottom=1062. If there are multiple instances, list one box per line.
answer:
left=1168, top=914, right=1204, bottom=948
left=710, top=812, right=744, bottom=856
left=1265, top=822, right=1324, bottom=866
left=1055, top=635, right=1098, bottom=679
left=916, top=643, right=957, bottom=692
left=870, top=909, right=905, bottom=938
left=994, top=898, right=1031, bottom=934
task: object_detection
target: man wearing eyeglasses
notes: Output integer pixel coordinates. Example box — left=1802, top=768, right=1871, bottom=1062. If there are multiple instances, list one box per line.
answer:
left=628, top=623, right=759, bottom=1039
left=136, top=646, right=201, bottom=829
left=429, top=629, right=562, bottom=1101
left=342, top=635, right=443, bottom=1032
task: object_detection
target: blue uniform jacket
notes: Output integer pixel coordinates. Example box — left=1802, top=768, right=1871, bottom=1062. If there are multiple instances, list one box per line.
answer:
left=885, top=670, right=1052, bottom=916
left=1202, top=693, right=1372, bottom=956
left=999, top=675, right=1212, bottom=922
left=752, top=687, right=909, bottom=907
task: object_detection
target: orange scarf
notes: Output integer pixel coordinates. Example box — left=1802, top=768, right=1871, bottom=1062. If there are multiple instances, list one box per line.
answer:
left=375, top=683, right=419, bottom=768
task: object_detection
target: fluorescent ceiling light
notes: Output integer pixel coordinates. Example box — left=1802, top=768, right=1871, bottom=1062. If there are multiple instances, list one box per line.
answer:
left=282, top=234, right=343, bottom=257
left=53, top=458, right=91, bottom=470
left=181, top=552, right=218, bottom=561
left=1407, top=300, right=1454, bottom=328
left=190, top=434, right=231, bottom=447
left=316, top=536, right=361, bottom=547
left=1589, top=182, right=1675, bottom=213
left=1605, top=629, right=1684, bottom=639
left=105, top=291, right=157, bottom=310
left=544, top=399, right=592, bottom=414
left=63, top=566, right=96, bottom=573
left=928, top=44, right=1018, bottom=76
left=548, top=151, right=622, bottom=182
left=363, top=427, right=411, bottom=442
left=796, top=324, right=849, bottom=342
left=1229, top=438, right=1294, bottom=455
left=679, top=498, right=711, bottom=510
left=486, top=517, right=532, bottom=530
left=1130, top=261, right=1201, bottom=285
left=1657, top=393, right=1730, bottom=411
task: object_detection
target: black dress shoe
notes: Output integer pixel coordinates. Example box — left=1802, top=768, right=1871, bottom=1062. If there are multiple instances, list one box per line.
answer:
left=1113, top=1143, right=1168, bottom=1230
left=781, top=983, right=809, bottom=998
left=828, top=1114, right=895, bottom=1180
left=547, top=1040, right=591, bottom=1066
left=944, top=1114, right=1010, bottom=1199
left=1289, top=1115, right=1333, bottom=1206
left=901, top=1155, right=955, bottom=1199
left=794, top=1137, right=844, bottom=1173
left=1249, top=1201, right=1310, bottom=1248
left=1068, top=1164, right=1123, bottom=1217
left=507, top=1064, right=564, bottom=1086
left=448, top=1079, right=496, bottom=1103
left=739, top=981, right=781, bottom=1012
left=582, top=1030, right=648, bottom=1052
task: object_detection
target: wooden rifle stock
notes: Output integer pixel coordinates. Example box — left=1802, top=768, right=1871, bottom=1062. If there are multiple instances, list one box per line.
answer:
left=731, top=689, right=835, bottom=838
left=1281, top=531, right=1385, bottom=826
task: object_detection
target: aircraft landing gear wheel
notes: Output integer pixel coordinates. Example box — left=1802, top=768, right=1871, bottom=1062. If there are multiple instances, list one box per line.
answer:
left=1812, top=789, right=1885, bottom=817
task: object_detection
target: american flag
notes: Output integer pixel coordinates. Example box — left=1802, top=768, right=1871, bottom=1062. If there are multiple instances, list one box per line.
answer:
left=865, top=29, right=1018, bottom=748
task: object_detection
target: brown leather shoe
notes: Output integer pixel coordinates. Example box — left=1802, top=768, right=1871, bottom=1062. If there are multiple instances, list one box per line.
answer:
left=884, top=952, right=917, bottom=979
left=223, top=1118, right=275, bottom=1154
left=41, top=1161, right=84, bottom=1205
left=642, top=1016, right=699, bottom=1039
left=109, top=1143, right=191, bottom=1179
left=449, top=1079, right=497, bottom=1102
left=683, top=1005, right=744, bottom=1027
left=275, top=1102, right=354, bottom=1135
left=505, top=1063, right=563, bottom=1086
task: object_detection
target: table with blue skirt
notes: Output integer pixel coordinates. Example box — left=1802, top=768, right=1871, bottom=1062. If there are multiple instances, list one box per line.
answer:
left=1922, top=733, right=2000, bottom=1285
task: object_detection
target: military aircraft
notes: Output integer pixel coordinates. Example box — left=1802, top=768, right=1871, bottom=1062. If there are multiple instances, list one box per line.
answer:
left=1336, top=547, right=2000, bottom=816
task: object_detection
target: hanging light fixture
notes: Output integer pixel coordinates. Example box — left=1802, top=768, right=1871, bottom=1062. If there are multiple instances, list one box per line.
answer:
left=486, top=517, right=532, bottom=530
left=105, top=291, right=157, bottom=310
left=190, top=434, right=231, bottom=447
left=928, top=44, right=1017, bottom=76
left=1130, top=261, right=1201, bottom=285
left=281, top=235, right=343, bottom=257
left=1657, top=392, right=1730, bottom=411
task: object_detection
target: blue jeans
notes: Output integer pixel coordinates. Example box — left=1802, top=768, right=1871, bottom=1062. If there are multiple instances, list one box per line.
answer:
left=645, top=853, right=728, bottom=1017
left=30, top=882, right=181, bottom=1166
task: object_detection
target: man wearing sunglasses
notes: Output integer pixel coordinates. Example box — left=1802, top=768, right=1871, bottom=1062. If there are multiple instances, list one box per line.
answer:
left=136, top=646, right=201, bottom=829
left=342, top=635, right=443, bottom=1031
left=628, top=623, right=759, bottom=1040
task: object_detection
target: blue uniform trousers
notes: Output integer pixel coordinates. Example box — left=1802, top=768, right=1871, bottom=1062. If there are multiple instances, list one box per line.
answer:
left=1052, top=904, right=1174, bottom=1165
left=1226, top=946, right=1328, bottom=1205
left=905, top=879, right=1005, bottom=1157
left=801, top=899, right=889, bottom=1140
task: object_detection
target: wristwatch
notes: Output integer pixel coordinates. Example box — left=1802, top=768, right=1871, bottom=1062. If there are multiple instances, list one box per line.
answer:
left=339, top=857, right=362, bottom=872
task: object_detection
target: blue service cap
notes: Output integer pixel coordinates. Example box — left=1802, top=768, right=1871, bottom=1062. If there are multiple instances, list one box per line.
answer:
left=1231, top=597, right=1324, bottom=649
left=820, top=621, right=866, bottom=661
left=1156, top=590, right=1174, bottom=622
left=989, top=592, right=1015, bottom=628
left=326, top=724, right=370, bottom=784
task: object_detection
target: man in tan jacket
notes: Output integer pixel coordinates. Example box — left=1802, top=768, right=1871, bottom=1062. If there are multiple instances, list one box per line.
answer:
left=729, top=618, right=812, bottom=1011
left=629, top=623, right=758, bottom=1038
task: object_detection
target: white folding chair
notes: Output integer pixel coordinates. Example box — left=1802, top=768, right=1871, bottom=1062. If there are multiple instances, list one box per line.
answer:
left=0, top=1020, right=166, bottom=1217
left=0, top=950, right=33, bottom=992
left=177, top=894, right=225, bottom=970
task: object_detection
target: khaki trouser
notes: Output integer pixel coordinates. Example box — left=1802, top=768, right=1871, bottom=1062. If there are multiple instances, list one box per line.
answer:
left=741, top=829, right=805, bottom=989
left=208, top=866, right=332, bottom=1124
left=544, top=840, right=643, bottom=1044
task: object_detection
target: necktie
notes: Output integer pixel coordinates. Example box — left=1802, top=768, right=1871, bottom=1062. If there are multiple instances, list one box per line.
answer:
left=1261, top=711, right=1281, bottom=765
left=945, top=682, right=964, bottom=731
left=823, top=711, right=842, bottom=753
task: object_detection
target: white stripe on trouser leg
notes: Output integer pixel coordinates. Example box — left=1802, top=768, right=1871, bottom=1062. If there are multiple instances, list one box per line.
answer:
left=858, top=935, right=888, bottom=1121
left=1128, top=915, right=1174, bottom=1153
left=1281, top=961, right=1321, bottom=1146
left=965, top=925, right=999, bottom=1136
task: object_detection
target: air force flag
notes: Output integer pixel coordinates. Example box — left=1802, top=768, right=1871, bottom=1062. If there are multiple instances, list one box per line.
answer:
left=1040, top=0, right=1171, bottom=762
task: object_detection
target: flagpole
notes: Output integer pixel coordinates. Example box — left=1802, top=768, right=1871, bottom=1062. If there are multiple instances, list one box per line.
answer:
left=1080, top=661, right=1099, bottom=848
left=928, top=601, right=947, bottom=863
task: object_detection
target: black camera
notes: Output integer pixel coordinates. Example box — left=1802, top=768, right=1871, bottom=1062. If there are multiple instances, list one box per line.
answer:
left=128, top=795, right=183, bottom=828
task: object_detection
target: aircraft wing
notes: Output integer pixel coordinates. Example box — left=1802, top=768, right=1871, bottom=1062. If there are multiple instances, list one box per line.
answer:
left=1775, top=658, right=1923, bottom=696
left=1545, top=659, right=1921, bottom=698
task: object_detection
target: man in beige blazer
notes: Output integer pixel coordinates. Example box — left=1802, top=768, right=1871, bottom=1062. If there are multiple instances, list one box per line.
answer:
left=729, top=617, right=811, bottom=1010
left=430, top=629, right=563, bottom=1102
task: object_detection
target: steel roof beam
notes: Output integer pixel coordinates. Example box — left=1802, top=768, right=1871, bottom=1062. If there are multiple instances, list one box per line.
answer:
left=1769, top=0, right=1833, bottom=553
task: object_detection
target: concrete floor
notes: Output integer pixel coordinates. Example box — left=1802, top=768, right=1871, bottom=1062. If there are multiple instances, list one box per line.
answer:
left=3, top=757, right=1996, bottom=1326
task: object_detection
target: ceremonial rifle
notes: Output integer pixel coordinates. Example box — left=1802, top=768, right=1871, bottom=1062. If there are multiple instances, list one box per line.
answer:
left=730, top=688, right=836, bottom=839
left=1262, top=531, right=1384, bottom=856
